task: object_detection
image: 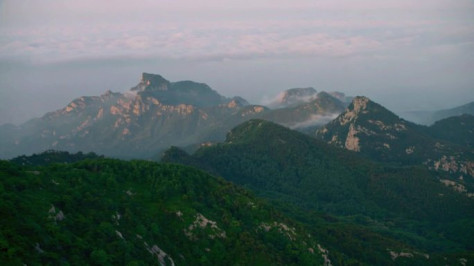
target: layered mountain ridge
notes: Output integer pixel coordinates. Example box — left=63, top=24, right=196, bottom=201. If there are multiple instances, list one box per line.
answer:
left=401, top=101, right=474, bottom=125
left=2, top=72, right=474, bottom=264
left=0, top=73, right=347, bottom=159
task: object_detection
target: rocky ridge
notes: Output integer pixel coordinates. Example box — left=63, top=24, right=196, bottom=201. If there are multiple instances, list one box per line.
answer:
left=0, top=73, right=348, bottom=159
left=316, top=96, right=474, bottom=195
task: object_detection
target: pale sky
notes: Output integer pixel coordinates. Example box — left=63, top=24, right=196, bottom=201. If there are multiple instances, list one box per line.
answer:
left=1, top=0, right=473, bottom=124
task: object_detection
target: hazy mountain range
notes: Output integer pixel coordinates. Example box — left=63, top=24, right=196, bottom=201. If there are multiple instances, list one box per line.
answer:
left=400, top=101, right=474, bottom=125
left=0, top=73, right=349, bottom=159
left=1, top=72, right=472, bottom=182
left=2, top=72, right=474, bottom=265
left=3, top=72, right=471, bottom=161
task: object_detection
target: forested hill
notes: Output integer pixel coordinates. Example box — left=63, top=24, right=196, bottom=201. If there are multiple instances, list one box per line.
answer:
left=167, top=119, right=473, bottom=220
left=1, top=158, right=326, bottom=265
left=426, top=114, right=474, bottom=149
left=163, top=119, right=474, bottom=264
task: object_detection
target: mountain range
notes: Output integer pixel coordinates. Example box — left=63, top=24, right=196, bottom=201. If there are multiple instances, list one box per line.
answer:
left=0, top=73, right=348, bottom=159
left=1, top=72, right=474, bottom=264
left=401, top=101, right=474, bottom=125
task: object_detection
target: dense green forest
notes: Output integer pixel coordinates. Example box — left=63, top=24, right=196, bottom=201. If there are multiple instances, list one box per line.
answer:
left=163, top=119, right=474, bottom=264
left=1, top=157, right=327, bottom=265
left=2, top=119, right=474, bottom=264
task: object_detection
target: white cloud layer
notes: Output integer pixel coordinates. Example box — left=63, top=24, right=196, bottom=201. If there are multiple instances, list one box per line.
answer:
left=1, top=0, right=473, bottom=63
left=0, top=0, right=473, bottom=124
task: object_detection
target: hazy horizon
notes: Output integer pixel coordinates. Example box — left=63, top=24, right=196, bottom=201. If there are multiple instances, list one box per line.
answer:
left=1, top=0, right=473, bottom=125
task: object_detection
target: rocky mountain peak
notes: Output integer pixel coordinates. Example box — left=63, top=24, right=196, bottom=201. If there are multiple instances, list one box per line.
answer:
left=336, top=96, right=370, bottom=126
left=127, top=73, right=229, bottom=107
left=269, top=87, right=318, bottom=108
left=282, top=87, right=317, bottom=100
left=299, top=91, right=346, bottom=114
left=351, top=96, right=370, bottom=113
left=281, top=87, right=317, bottom=104
left=316, top=96, right=411, bottom=153
left=315, top=97, right=474, bottom=180
left=131, top=73, right=170, bottom=92
left=335, top=96, right=404, bottom=126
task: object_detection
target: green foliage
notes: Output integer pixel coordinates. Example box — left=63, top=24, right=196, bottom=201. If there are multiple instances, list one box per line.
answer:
left=164, top=119, right=474, bottom=264
left=0, top=157, right=324, bottom=265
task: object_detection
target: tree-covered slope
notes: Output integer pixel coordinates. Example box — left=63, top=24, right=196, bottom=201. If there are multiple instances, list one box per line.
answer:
left=168, top=119, right=472, bottom=220
left=427, top=114, right=474, bottom=149
left=163, top=119, right=474, bottom=263
left=1, top=157, right=328, bottom=265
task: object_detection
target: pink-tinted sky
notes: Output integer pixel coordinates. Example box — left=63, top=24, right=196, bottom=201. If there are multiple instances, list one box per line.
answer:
left=0, top=0, right=473, bottom=124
